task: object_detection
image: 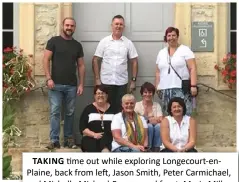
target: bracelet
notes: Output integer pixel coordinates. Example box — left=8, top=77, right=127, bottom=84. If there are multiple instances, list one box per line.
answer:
left=191, top=85, right=197, bottom=88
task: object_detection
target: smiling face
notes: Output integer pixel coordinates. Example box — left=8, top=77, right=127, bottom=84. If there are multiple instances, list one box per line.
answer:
left=111, top=18, right=125, bottom=37
left=62, top=19, right=76, bottom=37
left=94, top=89, right=108, bottom=105
left=166, top=30, right=178, bottom=47
left=171, top=102, right=183, bottom=117
left=142, top=89, right=153, bottom=102
left=122, top=97, right=135, bottom=113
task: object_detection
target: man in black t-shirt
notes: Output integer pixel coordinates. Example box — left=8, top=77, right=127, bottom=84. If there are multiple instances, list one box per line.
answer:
left=43, top=17, right=85, bottom=149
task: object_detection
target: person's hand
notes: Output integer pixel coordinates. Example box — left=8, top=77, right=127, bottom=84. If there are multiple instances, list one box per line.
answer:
left=191, top=87, right=197, bottom=96
left=148, top=117, right=158, bottom=125
left=47, top=79, right=55, bottom=89
left=176, top=148, right=185, bottom=152
left=77, top=84, right=84, bottom=95
left=93, top=132, right=104, bottom=140
left=95, top=78, right=101, bottom=86
left=133, top=145, right=145, bottom=152
left=129, top=81, right=136, bottom=93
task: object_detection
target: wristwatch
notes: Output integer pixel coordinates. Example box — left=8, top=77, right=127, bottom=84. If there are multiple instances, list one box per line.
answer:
left=131, top=77, right=137, bottom=81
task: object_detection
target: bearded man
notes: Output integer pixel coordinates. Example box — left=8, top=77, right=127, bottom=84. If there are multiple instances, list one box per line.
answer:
left=43, top=17, right=85, bottom=149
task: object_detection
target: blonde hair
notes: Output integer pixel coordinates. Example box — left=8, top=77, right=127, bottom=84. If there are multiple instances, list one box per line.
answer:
left=122, top=94, right=136, bottom=103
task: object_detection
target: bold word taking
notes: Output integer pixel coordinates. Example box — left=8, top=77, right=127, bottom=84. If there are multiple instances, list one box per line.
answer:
left=32, top=158, right=64, bottom=164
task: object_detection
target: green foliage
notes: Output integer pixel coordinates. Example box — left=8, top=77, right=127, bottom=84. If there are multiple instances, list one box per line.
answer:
left=3, top=155, right=12, bottom=178
left=2, top=47, right=35, bottom=179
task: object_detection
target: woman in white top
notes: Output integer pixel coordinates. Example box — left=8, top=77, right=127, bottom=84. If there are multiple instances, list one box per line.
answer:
left=155, top=27, right=198, bottom=116
left=111, top=94, right=148, bottom=152
left=134, top=82, right=163, bottom=152
left=160, top=97, right=197, bottom=152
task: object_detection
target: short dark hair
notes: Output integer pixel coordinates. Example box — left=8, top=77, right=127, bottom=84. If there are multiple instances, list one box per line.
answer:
left=93, top=85, right=109, bottom=95
left=164, top=27, right=179, bottom=42
left=62, top=17, right=76, bottom=26
left=167, top=97, right=186, bottom=116
left=112, top=15, right=125, bottom=22
left=140, top=82, right=156, bottom=95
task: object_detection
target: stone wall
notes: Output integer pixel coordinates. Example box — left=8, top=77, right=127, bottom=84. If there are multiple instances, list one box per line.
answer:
left=191, top=3, right=228, bottom=89
left=14, top=86, right=236, bottom=148
left=35, top=4, right=59, bottom=76
left=195, top=86, right=236, bottom=147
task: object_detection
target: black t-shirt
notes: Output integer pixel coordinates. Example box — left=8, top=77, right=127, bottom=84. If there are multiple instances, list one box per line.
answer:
left=46, top=36, right=84, bottom=86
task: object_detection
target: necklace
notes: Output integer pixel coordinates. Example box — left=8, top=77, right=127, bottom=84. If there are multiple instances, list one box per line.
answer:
left=95, top=104, right=107, bottom=130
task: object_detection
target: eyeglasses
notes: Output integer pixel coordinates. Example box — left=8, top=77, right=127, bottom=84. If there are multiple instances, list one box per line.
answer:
left=95, top=92, right=106, bottom=96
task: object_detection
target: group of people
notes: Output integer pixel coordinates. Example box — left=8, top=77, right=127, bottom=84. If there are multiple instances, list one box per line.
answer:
left=43, top=15, right=198, bottom=152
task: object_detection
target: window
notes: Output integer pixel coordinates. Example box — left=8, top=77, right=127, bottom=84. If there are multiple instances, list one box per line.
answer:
left=229, top=3, right=237, bottom=54
left=2, top=3, right=18, bottom=50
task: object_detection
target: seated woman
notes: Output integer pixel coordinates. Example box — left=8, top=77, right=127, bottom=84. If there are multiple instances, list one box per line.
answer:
left=160, top=97, right=197, bottom=152
left=134, top=82, right=163, bottom=152
left=79, top=85, right=115, bottom=152
left=111, top=94, right=148, bottom=152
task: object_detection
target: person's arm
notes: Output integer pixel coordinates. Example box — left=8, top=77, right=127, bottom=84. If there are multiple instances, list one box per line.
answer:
left=186, top=58, right=197, bottom=86
left=143, top=128, right=148, bottom=147
left=130, top=57, right=138, bottom=79
left=128, top=41, right=138, bottom=92
left=77, top=57, right=85, bottom=95
left=112, top=129, right=137, bottom=148
left=43, top=38, right=54, bottom=89
left=80, top=106, right=103, bottom=139
left=160, top=118, right=179, bottom=152
left=182, top=117, right=197, bottom=151
left=155, top=67, right=160, bottom=90
left=92, top=56, right=102, bottom=85
left=185, top=47, right=197, bottom=96
left=111, top=114, right=144, bottom=151
left=154, top=102, right=164, bottom=123
left=128, top=57, right=138, bottom=92
left=43, top=49, right=53, bottom=80
left=93, top=39, right=104, bottom=85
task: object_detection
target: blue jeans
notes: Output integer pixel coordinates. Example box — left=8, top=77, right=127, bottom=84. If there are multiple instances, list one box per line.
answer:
left=148, top=123, right=161, bottom=148
left=113, top=146, right=140, bottom=152
left=48, top=84, right=77, bottom=143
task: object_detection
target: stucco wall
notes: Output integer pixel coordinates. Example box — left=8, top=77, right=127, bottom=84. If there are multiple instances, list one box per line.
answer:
left=14, top=3, right=236, bottom=148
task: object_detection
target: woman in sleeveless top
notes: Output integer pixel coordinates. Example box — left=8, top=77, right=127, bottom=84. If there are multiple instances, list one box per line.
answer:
left=160, top=97, right=197, bottom=152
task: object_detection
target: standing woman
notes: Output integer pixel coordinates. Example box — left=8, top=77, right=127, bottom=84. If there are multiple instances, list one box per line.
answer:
left=155, top=27, right=197, bottom=116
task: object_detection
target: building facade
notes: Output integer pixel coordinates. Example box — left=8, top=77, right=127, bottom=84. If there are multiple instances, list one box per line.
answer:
left=3, top=3, right=236, bottom=148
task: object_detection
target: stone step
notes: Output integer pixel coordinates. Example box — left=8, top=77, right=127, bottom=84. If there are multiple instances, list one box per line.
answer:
left=8, top=146, right=236, bottom=174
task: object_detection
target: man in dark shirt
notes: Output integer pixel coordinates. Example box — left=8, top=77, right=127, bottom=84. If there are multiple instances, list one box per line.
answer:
left=43, top=17, right=85, bottom=149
